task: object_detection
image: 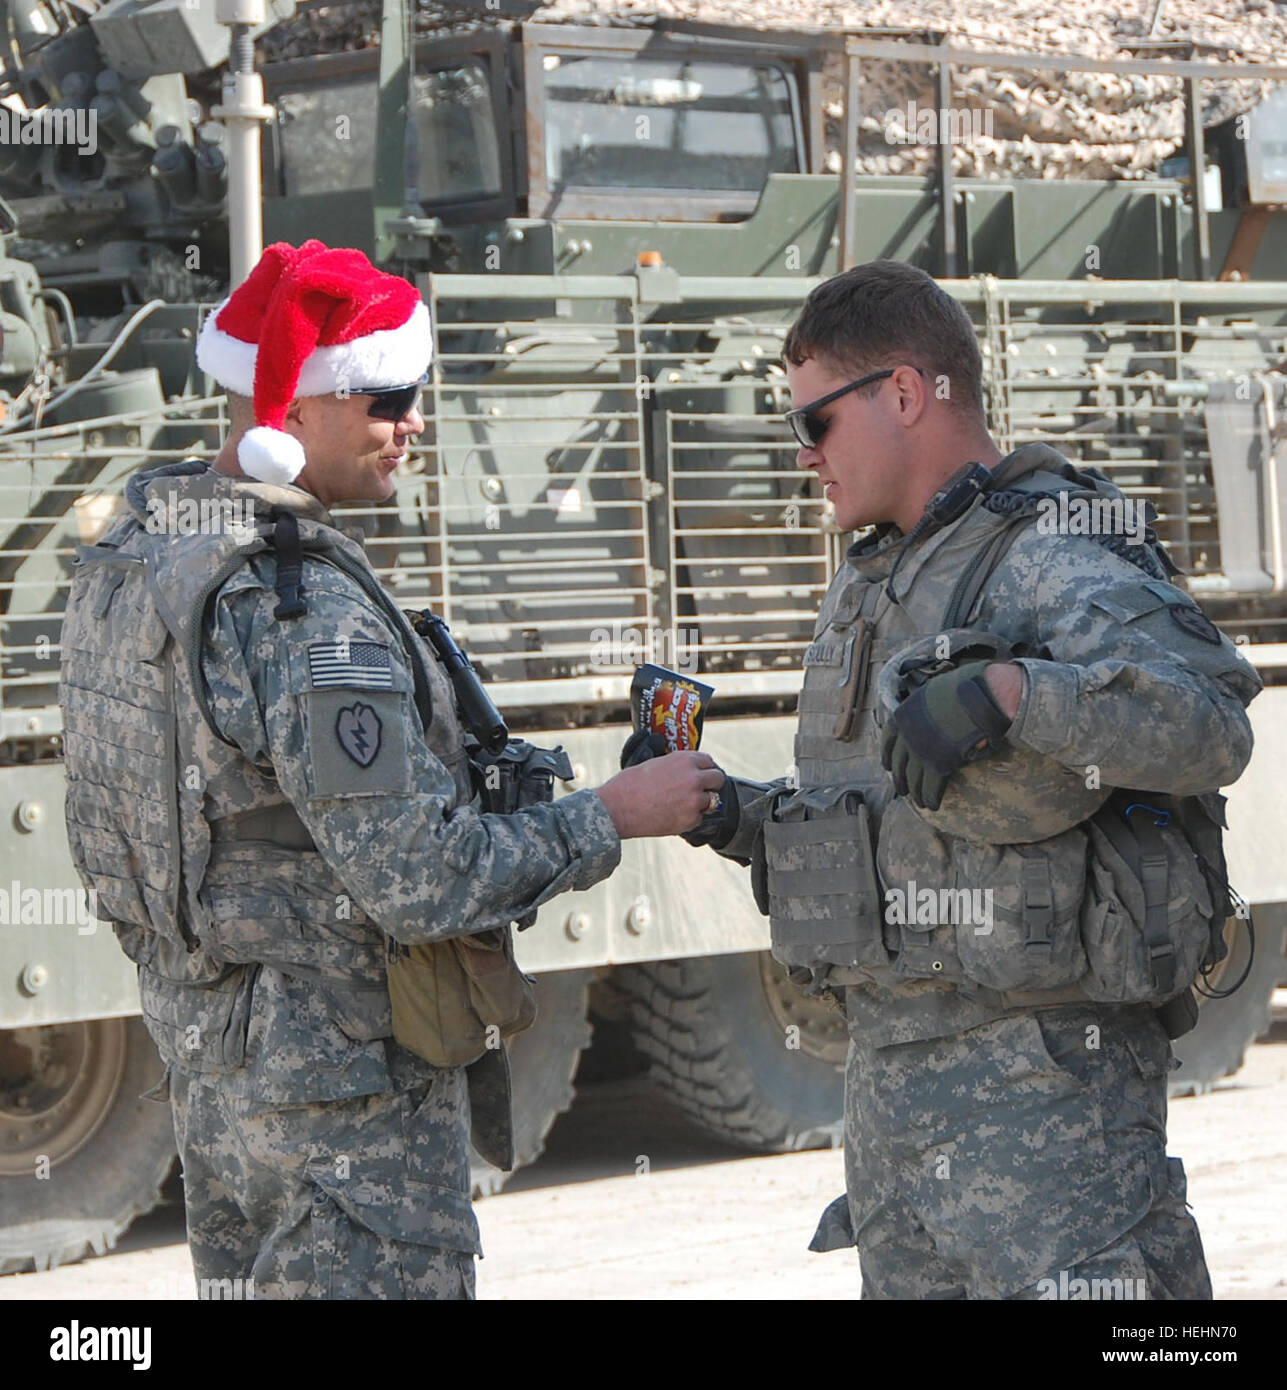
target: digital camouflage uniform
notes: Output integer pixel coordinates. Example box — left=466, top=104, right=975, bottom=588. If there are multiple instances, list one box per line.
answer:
left=723, top=443, right=1260, bottom=1299
left=59, top=459, right=621, bottom=1299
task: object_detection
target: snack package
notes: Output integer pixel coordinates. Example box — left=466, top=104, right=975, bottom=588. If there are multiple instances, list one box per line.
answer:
left=630, top=664, right=715, bottom=752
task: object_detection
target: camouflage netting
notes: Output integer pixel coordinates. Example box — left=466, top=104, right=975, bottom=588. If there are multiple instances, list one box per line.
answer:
left=261, top=0, right=1287, bottom=180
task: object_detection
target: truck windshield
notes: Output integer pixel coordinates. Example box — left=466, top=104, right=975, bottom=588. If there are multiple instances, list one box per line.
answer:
left=276, top=79, right=377, bottom=195
left=273, top=60, right=502, bottom=203
left=414, top=61, right=503, bottom=203
left=542, top=54, right=800, bottom=192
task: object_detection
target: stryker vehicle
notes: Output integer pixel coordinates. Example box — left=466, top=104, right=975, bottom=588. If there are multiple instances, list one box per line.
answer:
left=2, top=7, right=1287, bottom=1273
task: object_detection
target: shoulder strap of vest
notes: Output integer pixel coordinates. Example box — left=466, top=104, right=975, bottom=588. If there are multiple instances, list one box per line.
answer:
left=941, top=514, right=1031, bottom=630
left=943, top=473, right=1181, bottom=631
left=268, top=510, right=307, bottom=620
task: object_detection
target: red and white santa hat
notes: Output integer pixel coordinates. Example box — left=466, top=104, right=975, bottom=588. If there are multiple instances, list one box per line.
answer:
left=195, top=239, right=431, bottom=485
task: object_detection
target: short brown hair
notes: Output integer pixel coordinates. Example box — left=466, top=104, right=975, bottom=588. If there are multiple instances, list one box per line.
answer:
left=782, top=260, right=985, bottom=417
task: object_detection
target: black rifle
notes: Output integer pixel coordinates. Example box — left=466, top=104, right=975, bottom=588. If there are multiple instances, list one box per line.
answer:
left=409, top=610, right=508, bottom=754
left=407, top=611, right=573, bottom=926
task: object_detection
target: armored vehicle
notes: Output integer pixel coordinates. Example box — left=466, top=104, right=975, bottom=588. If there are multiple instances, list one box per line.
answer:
left=1, top=9, right=1285, bottom=1272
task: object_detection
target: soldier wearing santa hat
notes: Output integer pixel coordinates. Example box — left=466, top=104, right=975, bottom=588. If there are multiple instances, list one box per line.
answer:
left=58, top=241, right=722, bottom=1299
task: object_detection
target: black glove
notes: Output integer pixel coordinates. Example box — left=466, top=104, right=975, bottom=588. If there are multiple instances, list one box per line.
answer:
left=618, top=729, right=734, bottom=848
left=880, top=660, right=1012, bottom=811
left=620, top=729, right=668, bottom=768
left=749, top=823, right=768, bottom=914
left=684, top=781, right=738, bottom=850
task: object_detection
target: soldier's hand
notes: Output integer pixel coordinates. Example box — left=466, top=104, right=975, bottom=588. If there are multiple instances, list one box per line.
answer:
left=617, top=731, right=735, bottom=847
left=881, top=659, right=1012, bottom=811
left=597, top=751, right=726, bottom=839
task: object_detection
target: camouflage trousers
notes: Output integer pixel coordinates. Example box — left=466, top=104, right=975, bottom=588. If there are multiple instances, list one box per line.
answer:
left=166, top=1059, right=481, bottom=1300
left=812, top=1002, right=1211, bottom=1300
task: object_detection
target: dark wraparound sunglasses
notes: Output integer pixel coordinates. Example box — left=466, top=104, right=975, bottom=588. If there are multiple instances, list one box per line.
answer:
left=354, top=373, right=429, bottom=421
left=783, top=368, right=896, bottom=449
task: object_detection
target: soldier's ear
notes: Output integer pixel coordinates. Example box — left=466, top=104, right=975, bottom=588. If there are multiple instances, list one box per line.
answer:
left=890, top=364, right=928, bottom=426
left=282, top=397, right=315, bottom=443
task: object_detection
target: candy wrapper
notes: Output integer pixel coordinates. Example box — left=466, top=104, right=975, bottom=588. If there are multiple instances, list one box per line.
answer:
left=630, top=664, right=715, bottom=751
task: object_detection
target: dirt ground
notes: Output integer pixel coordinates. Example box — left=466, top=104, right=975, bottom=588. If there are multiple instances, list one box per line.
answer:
left=4, top=994, right=1285, bottom=1302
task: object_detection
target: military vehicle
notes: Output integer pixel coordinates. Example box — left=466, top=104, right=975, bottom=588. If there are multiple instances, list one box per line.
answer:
left=2, top=4, right=1286, bottom=1273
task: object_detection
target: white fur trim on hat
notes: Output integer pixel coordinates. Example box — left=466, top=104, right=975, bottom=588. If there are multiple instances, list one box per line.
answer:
left=195, top=298, right=251, bottom=394
left=197, top=299, right=432, bottom=399
left=238, top=426, right=307, bottom=486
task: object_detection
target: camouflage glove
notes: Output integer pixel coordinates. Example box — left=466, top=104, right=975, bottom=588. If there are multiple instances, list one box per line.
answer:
left=618, top=729, right=735, bottom=849
left=880, top=660, right=1012, bottom=811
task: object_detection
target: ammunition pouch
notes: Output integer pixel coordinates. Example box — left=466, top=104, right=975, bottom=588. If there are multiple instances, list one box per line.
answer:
left=387, top=739, right=568, bottom=1069
left=764, top=785, right=888, bottom=972
left=1081, top=791, right=1221, bottom=1005
left=879, top=795, right=1092, bottom=992
left=139, top=959, right=257, bottom=1075
left=387, top=928, right=537, bottom=1070
left=875, top=788, right=1224, bottom=1021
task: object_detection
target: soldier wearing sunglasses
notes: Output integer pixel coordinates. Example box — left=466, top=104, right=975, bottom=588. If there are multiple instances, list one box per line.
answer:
left=59, top=241, right=720, bottom=1300
left=676, top=259, right=1259, bottom=1300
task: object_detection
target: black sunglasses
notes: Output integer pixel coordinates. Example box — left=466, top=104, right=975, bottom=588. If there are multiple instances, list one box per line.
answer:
left=353, top=373, right=429, bottom=422
left=783, top=368, right=896, bottom=449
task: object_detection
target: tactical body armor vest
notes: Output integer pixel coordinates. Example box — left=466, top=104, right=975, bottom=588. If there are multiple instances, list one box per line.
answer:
left=60, top=461, right=476, bottom=1082
left=771, top=444, right=1245, bottom=1046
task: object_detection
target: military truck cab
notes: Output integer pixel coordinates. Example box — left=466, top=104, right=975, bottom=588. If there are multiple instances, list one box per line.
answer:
left=260, top=21, right=828, bottom=256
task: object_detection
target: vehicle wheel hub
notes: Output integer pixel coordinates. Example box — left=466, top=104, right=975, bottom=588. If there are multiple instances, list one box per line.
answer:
left=758, top=953, right=849, bottom=1068
left=0, top=1019, right=128, bottom=1176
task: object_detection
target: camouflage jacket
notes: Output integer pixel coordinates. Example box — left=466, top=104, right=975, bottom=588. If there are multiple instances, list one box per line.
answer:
left=748, top=443, right=1260, bottom=1046
left=61, top=459, right=621, bottom=1102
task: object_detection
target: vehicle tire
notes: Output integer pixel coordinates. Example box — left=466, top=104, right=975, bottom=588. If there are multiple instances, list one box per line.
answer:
left=470, top=967, right=593, bottom=1198
left=0, top=1016, right=176, bottom=1274
left=615, top=951, right=845, bottom=1152
left=1169, top=902, right=1287, bottom=1097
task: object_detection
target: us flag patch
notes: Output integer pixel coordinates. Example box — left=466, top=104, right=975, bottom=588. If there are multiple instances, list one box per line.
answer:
left=307, top=640, right=394, bottom=689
